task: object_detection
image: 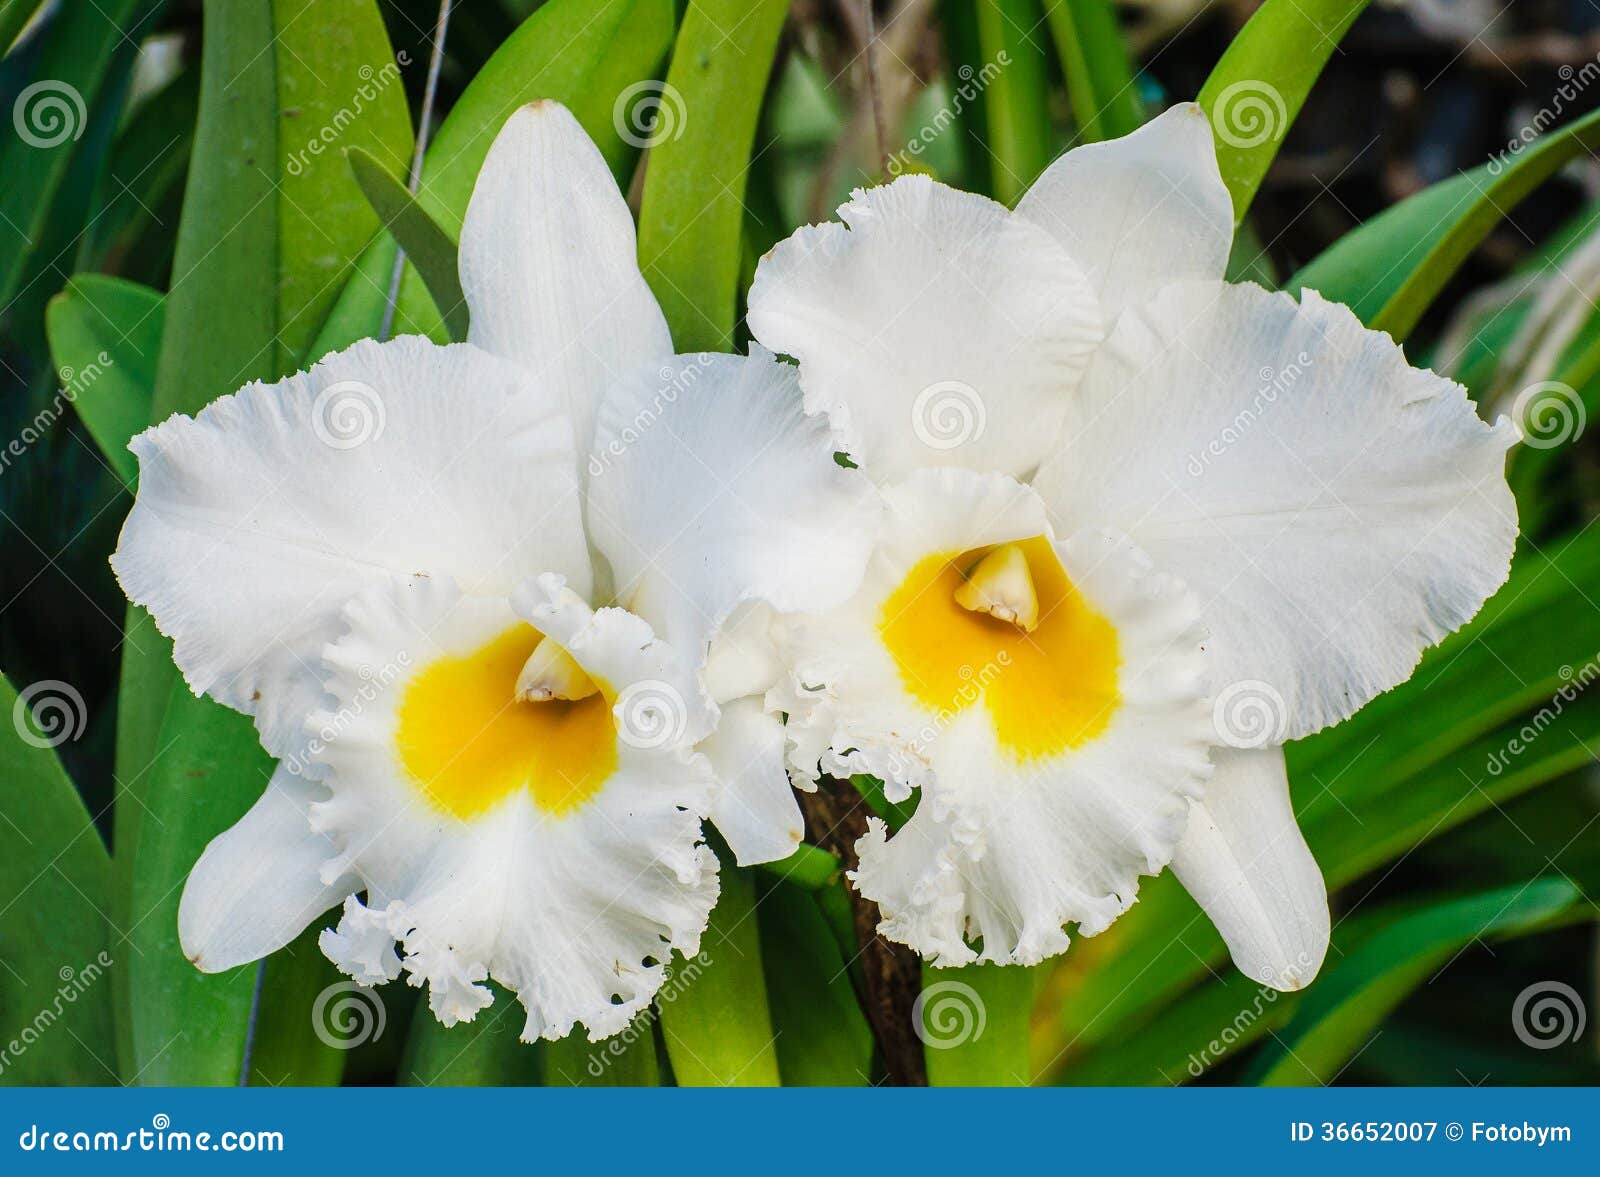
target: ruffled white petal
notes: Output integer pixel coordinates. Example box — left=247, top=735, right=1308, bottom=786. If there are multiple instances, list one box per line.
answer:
left=701, top=698, right=804, bottom=867
left=111, top=335, right=590, bottom=759
left=458, top=101, right=673, bottom=457
left=1033, top=282, right=1518, bottom=739
left=1170, top=746, right=1329, bottom=991
left=587, top=348, right=881, bottom=665
left=747, top=176, right=1101, bottom=481
left=1016, top=103, right=1234, bottom=321
left=780, top=469, right=1214, bottom=964
left=178, top=766, right=358, bottom=973
left=307, top=574, right=719, bottom=1042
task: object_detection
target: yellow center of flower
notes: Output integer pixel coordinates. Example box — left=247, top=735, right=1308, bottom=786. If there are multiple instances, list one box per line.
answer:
left=396, top=625, right=617, bottom=820
left=878, top=537, right=1120, bottom=762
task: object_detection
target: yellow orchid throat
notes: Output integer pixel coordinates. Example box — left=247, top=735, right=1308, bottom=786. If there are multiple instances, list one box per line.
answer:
left=878, top=538, right=1120, bottom=762
left=396, top=625, right=617, bottom=820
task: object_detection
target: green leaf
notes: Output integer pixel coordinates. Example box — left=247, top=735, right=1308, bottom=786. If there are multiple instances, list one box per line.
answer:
left=346, top=147, right=468, bottom=341
left=1197, top=0, right=1371, bottom=223
left=0, top=673, right=116, bottom=1084
left=246, top=925, right=347, bottom=1086
left=972, top=0, right=1055, bottom=206
left=1287, top=106, right=1600, bottom=340
left=637, top=0, right=790, bottom=351
left=400, top=985, right=541, bottom=1086
left=1043, top=0, right=1144, bottom=144
left=922, top=962, right=1037, bottom=1086
left=1249, top=880, right=1586, bottom=1085
left=758, top=881, right=872, bottom=1085
left=311, top=0, right=677, bottom=356
left=0, top=1, right=42, bottom=57
left=44, top=276, right=163, bottom=487
left=126, top=683, right=273, bottom=1084
left=0, top=0, right=162, bottom=310
left=755, top=840, right=841, bottom=891
left=544, top=1016, right=658, bottom=1086
left=657, top=860, right=781, bottom=1085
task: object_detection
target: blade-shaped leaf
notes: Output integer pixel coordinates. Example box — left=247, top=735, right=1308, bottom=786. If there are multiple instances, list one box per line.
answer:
left=0, top=673, right=116, bottom=1085
left=346, top=146, right=468, bottom=341
left=1043, top=0, right=1144, bottom=145
left=758, top=880, right=872, bottom=1085
left=400, top=985, right=541, bottom=1087
left=971, top=0, right=1054, bottom=206
left=1197, top=0, right=1371, bottom=223
left=544, top=1016, right=658, bottom=1086
left=44, top=275, right=163, bottom=487
left=922, top=962, right=1037, bottom=1086
left=637, top=0, right=790, bottom=350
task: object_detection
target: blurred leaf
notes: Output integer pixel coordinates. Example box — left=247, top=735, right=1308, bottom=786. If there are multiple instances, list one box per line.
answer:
left=0, top=0, right=161, bottom=311
left=0, top=673, right=116, bottom=1084
left=44, top=275, right=163, bottom=487
left=346, top=147, right=468, bottom=341
left=658, top=860, right=781, bottom=1086
left=922, top=961, right=1036, bottom=1085
left=758, top=880, right=872, bottom=1085
left=638, top=0, right=789, bottom=351
left=127, top=682, right=273, bottom=1084
left=400, top=984, right=541, bottom=1086
left=247, top=925, right=346, bottom=1086
left=1288, top=107, right=1600, bottom=340
left=1249, top=879, right=1586, bottom=1085
left=311, top=0, right=677, bottom=356
left=972, top=0, right=1054, bottom=206
left=1197, top=0, right=1370, bottom=224
left=0, top=1, right=42, bottom=57
left=544, top=1015, right=658, bottom=1085
left=937, top=0, right=993, bottom=193
left=1043, top=0, right=1143, bottom=145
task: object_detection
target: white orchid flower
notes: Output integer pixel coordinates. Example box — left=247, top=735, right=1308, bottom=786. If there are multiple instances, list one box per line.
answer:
left=111, top=102, right=877, bottom=1041
left=747, top=104, right=1519, bottom=988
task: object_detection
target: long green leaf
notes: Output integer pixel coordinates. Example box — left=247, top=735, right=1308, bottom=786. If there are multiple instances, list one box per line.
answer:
left=400, top=986, right=541, bottom=1086
left=0, top=673, right=116, bottom=1084
left=346, top=147, right=468, bottom=341
left=0, top=1, right=42, bottom=57
left=657, top=860, right=781, bottom=1086
left=311, top=0, right=677, bottom=357
left=1288, top=107, right=1600, bottom=339
left=544, top=1016, right=658, bottom=1086
left=247, top=925, right=347, bottom=1086
left=1197, top=0, right=1370, bottom=223
left=637, top=0, right=789, bottom=351
left=922, top=962, right=1037, bottom=1086
left=0, top=0, right=162, bottom=310
left=1250, top=880, right=1586, bottom=1085
left=1043, top=0, right=1143, bottom=145
left=971, top=0, right=1054, bottom=206
left=758, top=881, right=872, bottom=1085
left=44, top=276, right=163, bottom=487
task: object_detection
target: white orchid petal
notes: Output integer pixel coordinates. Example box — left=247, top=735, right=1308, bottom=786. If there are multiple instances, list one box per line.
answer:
left=1171, top=746, right=1329, bottom=992
left=1034, top=281, right=1518, bottom=739
left=702, top=698, right=804, bottom=867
